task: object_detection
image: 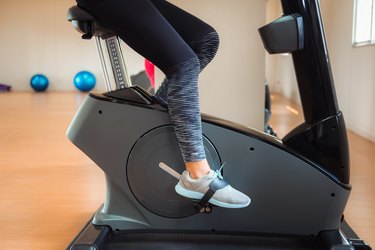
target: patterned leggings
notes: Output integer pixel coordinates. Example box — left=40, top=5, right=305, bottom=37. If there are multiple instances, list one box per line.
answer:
left=77, top=0, right=219, bottom=162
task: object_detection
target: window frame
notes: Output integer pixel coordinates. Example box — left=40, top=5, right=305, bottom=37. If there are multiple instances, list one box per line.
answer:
left=353, top=0, right=375, bottom=47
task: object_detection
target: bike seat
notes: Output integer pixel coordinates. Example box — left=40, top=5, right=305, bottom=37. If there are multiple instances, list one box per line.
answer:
left=67, top=5, right=115, bottom=39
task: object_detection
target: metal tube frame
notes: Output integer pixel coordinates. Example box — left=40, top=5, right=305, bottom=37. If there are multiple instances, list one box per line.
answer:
left=95, top=37, right=112, bottom=92
left=105, top=36, right=131, bottom=90
left=95, top=35, right=132, bottom=92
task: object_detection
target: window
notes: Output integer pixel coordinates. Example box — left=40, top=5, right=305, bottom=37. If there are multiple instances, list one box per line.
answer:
left=353, top=0, right=375, bottom=46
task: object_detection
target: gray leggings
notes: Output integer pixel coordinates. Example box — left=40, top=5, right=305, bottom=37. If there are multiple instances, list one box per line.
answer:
left=76, top=0, right=219, bottom=162
left=155, top=33, right=219, bottom=162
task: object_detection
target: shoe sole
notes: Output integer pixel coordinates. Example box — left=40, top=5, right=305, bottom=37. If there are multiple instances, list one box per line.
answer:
left=175, top=183, right=251, bottom=209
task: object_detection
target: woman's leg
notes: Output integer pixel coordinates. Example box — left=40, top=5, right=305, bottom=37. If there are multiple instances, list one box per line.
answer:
left=78, top=0, right=205, bottom=163
left=152, top=0, right=220, bottom=109
left=76, top=0, right=250, bottom=208
left=150, top=0, right=221, bottom=178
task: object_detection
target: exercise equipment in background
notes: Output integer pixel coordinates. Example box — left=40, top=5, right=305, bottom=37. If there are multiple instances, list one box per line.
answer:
left=0, top=83, right=11, bottom=92
left=144, top=59, right=155, bottom=90
left=74, top=71, right=96, bottom=92
left=131, top=71, right=155, bottom=94
left=264, top=81, right=277, bottom=136
left=30, top=74, right=49, bottom=92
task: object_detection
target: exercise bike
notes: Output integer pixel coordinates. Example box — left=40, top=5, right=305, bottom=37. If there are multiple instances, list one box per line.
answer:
left=66, top=0, right=371, bottom=249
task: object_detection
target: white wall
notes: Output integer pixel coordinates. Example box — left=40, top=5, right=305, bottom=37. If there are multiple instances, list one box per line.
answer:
left=265, top=0, right=375, bottom=141
left=0, top=0, right=145, bottom=92
left=321, top=0, right=375, bottom=141
left=0, top=0, right=266, bottom=130
left=169, top=0, right=266, bottom=129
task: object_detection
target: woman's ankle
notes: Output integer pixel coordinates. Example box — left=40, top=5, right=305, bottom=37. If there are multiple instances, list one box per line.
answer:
left=185, top=159, right=211, bottom=179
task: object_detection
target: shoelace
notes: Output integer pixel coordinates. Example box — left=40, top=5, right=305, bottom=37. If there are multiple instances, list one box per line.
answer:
left=213, top=162, right=226, bottom=180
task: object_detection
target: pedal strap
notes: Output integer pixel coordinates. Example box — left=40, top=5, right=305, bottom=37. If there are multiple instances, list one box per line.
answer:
left=194, top=176, right=229, bottom=211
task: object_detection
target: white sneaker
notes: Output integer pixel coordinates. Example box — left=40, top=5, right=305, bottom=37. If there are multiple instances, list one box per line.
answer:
left=175, top=170, right=251, bottom=209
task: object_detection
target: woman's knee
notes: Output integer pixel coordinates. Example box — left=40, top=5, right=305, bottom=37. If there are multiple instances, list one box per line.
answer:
left=190, top=31, right=220, bottom=71
left=166, top=55, right=200, bottom=76
left=164, top=56, right=200, bottom=91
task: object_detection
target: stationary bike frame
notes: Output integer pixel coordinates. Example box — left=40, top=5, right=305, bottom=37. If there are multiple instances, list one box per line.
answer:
left=65, top=0, right=370, bottom=249
left=86, top=0, right=350, bottom=186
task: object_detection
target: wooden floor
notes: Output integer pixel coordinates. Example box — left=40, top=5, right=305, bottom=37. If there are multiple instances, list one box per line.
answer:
left=0, top=92, right=373, bottom=249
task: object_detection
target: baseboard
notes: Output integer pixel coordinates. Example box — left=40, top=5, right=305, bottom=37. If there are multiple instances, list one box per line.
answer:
left=346, top=123, right=375, bottom=143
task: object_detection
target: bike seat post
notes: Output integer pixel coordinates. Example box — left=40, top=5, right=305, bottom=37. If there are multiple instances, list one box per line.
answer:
left=95, top=36, right=113, bottom=91
left=95, top=35, right=132, bottom=90
left=104, top=36, right=132, bottom=89
left=67, top=5, right=132, bottom=92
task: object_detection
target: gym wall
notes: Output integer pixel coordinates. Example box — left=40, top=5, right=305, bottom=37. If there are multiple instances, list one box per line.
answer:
left=321, top=0, right=375, bottom=143
left=0, top=0, right=266, bottom=130
left=0, top=0, right=145, bottom=92
left=169, top=0, right=266, bottom=130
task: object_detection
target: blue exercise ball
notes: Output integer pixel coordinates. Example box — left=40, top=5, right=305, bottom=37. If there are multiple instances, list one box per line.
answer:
left=30, top=74, right=49, bottom=92
left=74, top=71, right=96, bottom=92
